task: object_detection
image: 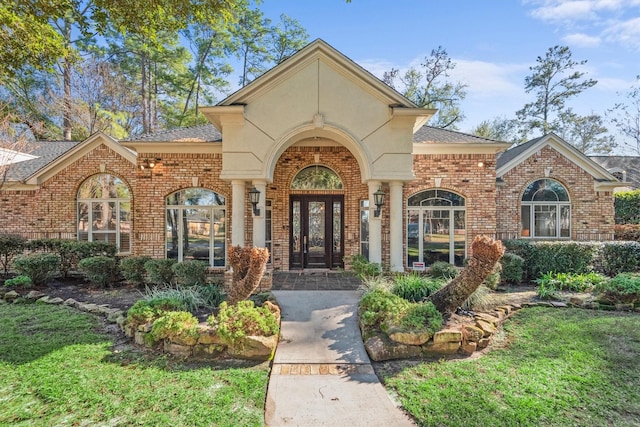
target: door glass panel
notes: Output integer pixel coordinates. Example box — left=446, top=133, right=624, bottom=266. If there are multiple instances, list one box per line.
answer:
left=184, top=208, right=211, bottom=262
left=534, top=205, right=556, bottom=237
left=560, top=205, right=570, bottom=238
left=308, top=201, right=325, bottom=258
left=407, top=210, right=419, bottom=267
left=333, top=201, right=341, bottom=253
left=453, top=210, right=465, bottom=266
left=423, top=210, right=450, bottom=265
left=292, top=201, right=301, bottom=253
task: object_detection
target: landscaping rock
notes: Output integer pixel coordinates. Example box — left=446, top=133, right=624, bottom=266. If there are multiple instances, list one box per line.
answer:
left=164, top=341, right=192, bottom=357
left=474, top=312, right=500, bottom=325
left=432, top=329, right=462, bottom=344
left=477, top=338, right=491, bottom=349
left=193, top=344, right=226, bottom=359
left=170, top=335, right=198, bottom=347
left=134, top=331, right=147, bottom=346
left=364, top=333, right=421, bottom=362
left=550, top=301, right=568, bottom=308
left=25, top=290, right=46, bottom=301
left=460, top=341, right=477, bottom=355
left=45, top=297, right=64, bottom=305
left=116, top=316, right=127, bottom=329
left=461, top=325, right=484, bottom=343
left=196, top=325, right=225, bottom=345
left=4, top=290, right=19, bottom=302
left=36, top=296, right=51, bottom=304
left=228, top=335, right=278, bottom=360
left=263, top=300, right=281, bottom=323
left=496, top=305, right=513, bottom=315
left=615, top=303, right=635, bottom=311
left=569, top=297, right=584, bottom=306
left=475, top=319, right=497, bottom=337
left=382, top=322, right=432, bottom=345
left=421, top=340, right=460, bottom=356
left=107, top=310, right=124, bottom=323
left=63, top=298, right=80, bottom=308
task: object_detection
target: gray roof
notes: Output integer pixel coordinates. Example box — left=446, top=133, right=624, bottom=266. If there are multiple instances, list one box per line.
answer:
left=125, top=124, right=222, bottom=142
left=5, top=140, right=83, bottom=181
left=413, top=126, right=503, bottom=144
left=496, top=136, right=544, bottom=169
left=590, top=156, right=640, bottom=189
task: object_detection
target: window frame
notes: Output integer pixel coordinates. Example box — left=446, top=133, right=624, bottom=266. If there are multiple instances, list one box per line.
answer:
left=520, top=179, right=571, bottom=239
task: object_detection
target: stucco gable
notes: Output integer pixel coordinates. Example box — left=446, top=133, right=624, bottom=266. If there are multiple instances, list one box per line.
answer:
left=496, top=133, right=620, bottom=189
left=24, top=133, right=136, bottom=185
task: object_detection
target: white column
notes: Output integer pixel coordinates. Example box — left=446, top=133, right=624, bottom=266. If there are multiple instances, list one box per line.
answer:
left=231, top=180, right=246, bottom=247
left=389, top=181, right=404, bottom=272
left=252, top=180, right=267, bottom=248
left=368, top=180, right=382, bottom=265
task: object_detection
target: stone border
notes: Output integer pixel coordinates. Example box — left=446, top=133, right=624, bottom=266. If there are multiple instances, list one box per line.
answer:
left=0, top=288, right=279, bottom=361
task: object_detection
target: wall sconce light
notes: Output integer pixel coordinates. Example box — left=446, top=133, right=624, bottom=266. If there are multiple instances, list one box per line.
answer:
left=373, top=187, right=385, bottom=217
left=140, top=158, right=160, bottom=170
left=248, top=186, right=261, bottom=216
left=477, top=161, right=484, bottom=168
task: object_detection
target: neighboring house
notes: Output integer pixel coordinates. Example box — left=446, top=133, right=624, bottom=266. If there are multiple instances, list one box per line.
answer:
left=589, top=156, right=640, bottom=191
left=0, top=40, right=623, bottom=273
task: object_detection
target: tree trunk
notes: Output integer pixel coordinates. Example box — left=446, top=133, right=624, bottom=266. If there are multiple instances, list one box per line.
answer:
left=427, top=235, right=504, bottom=316
left=62, top=19, right=72, bottom=141
left=227, top=246, right=270, bottom=305
left=141, top=53, right=148, bottom=134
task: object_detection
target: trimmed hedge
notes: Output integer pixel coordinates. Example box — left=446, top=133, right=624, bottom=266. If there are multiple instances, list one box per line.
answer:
left=78, top=256, right=120, bottom=287
left=12, top=253, right=61, bottom=285
left=26, top=239, right=117, bottom=277
left=500, top=252, right=524, bottom=284
left=0, top=234, right=26, bottom=276
left=615, top=189, right=640, bottom=224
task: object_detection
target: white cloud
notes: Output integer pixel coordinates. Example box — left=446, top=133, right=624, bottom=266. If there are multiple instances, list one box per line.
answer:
left=356, top=59, right=397, bottom=79
left=528, top=0, right=596, bottom=23
left=563, top=32, right=602, bottom=47
left=603, top=17, right=640, bottom=49
left=449, top=59, right=529, bottom=99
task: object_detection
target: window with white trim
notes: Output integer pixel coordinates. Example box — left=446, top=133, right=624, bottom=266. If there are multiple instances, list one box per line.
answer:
left=521, top=178, right=570, bottom=239
left=77, top=174, right=131, bottom=254
left=166, top=188, right=226, bottom=267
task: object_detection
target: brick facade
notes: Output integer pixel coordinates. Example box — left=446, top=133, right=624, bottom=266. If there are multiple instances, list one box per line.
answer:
left=496, top=145, right=615, bottom=240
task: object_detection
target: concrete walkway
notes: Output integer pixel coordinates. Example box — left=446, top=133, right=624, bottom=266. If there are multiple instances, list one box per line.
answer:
left=265, top=290, right=416, bottom=426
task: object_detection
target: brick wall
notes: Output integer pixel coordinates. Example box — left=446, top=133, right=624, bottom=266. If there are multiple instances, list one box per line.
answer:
left=496, top=145, right=615, bottom=240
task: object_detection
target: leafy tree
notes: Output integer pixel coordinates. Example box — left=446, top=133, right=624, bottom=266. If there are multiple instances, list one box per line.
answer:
left=557, top=109, right=616, bottom=154
left=471, top=116, right=521, bottom=143
left=269, top=14, right=309, bottom=65
left=516, top=45, right=597, bottom=138
left=608, top=76, right=640, bottom=155
left=383, top=46, right=467, bottom=129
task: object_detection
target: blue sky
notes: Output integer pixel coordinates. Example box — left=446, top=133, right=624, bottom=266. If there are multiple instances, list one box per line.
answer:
left=257, top=0, right=640, bottom=153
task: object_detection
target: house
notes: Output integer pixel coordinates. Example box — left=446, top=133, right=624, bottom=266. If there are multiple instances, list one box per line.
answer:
left=0, top=40, right=623, bottom=274
left=589, top=156, right=640, bottom=191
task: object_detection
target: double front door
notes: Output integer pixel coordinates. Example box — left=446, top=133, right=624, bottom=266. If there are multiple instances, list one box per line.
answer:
left=290, top=195, right=343, bottom=269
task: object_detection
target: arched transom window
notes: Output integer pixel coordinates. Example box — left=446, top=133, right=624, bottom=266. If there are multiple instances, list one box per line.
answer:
left=407, top=189, right=466, bottom=267
left=291, top=165, right=343, bottom=190
left=77, top=174, right=131, bottom=253
left=166, top=188, right=226, bottom=267
left=521, top=178, right=570, bottom=238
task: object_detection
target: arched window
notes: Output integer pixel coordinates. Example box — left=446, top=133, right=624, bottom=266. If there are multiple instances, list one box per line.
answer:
left=521, top=179, right=570, bottom=238
left=407, top=189, right=466, bottom=267
left=166, top=188, right=226, bottom=267
left=77, top=174, right=131, bottom=253
left=291, top=165, right=343, bottom=189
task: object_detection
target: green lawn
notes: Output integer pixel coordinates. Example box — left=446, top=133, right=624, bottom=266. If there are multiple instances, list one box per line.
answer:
left=0, top=304, right=269, bottom=426
left=381, top=307, right=640, bottom=427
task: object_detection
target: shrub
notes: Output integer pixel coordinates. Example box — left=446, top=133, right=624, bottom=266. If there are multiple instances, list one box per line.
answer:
left=535, top=271, right=608, bottom=299
left=500, top=252, right=524, bottom=284
left=58, top=240, right=117, bottom=278
left=3, top=275, right=32, bottom=288
left=209, top=300, right=279, bottom=344
left=503, top=240, right=597, bottom=280
left=359, top=288, right=409, bottom=327
left=599, top=242, right=640, bottom=276
left=0, top=234, right=26, bottom=276
left=143, top=284, right=206, bottom=312
left=78, top=256, right=119, bottom=287
left=350, top=254, right=382, bottom=279
left=144, top=259, right=177, bottom=285
left=151, top=311, right=199, bottom=343
left=172, top=260, right=208, bottom=286
left=12, top=253, right=61, bottom=285
left=120, top=256, right=152, bottom=284
left=594, top=273, right=640, bottom=304
left=391, top=273, right=444, bottom=302
left=614, top=189, right=640, bottom=224
left=615, top=224, right=640, bottom=241
left=429, top=261, right=458, bottom=280
left=461, top=285, right=493, bottom=311
left=198, top=283, right=226, bottom=308
left=126, top=298, right=187, bottom=329
left=399, top=302, right=443, bottom=335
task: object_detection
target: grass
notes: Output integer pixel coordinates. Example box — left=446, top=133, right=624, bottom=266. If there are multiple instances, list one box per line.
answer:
left=381, top=307, right=640, bottom=427
left=0, top=304, right=269, bottom=426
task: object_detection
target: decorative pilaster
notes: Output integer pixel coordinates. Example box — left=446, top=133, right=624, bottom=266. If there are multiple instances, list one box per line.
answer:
left=389, top=181, right=404, bottom=272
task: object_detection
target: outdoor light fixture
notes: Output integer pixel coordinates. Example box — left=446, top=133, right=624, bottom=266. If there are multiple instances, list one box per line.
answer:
left=140, top=158, right=160, bottom=170
left=373, top=187, right=385, bottom=217
left=248, top=186, right=261, bottom=216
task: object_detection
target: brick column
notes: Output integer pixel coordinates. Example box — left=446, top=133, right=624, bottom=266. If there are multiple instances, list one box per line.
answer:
left=231, top=180, right=246, bottom=247
left=252, top=180, right=267, bottom=248
left=389, top=180, right=404, bottom=272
